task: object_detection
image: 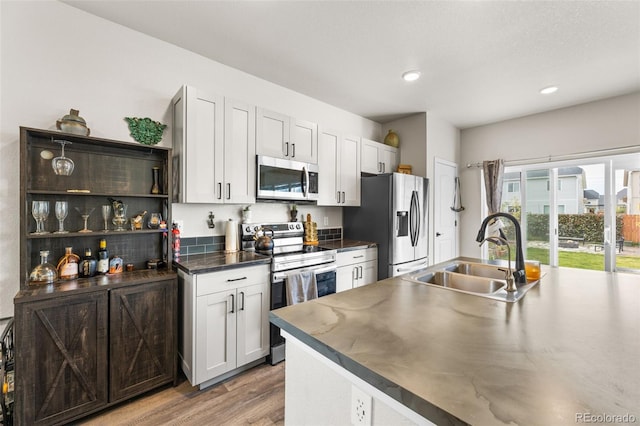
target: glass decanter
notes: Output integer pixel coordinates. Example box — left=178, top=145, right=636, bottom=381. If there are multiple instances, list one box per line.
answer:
left=29, top=250, right=58, bottom=284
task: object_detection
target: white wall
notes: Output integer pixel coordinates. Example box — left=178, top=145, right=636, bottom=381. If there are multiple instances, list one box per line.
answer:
left=0, top=1, right=380, bottom=318
left=458, top=92, right=640, bottom=257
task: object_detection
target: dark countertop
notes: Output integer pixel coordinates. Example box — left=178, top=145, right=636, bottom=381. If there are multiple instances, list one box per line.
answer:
left=319, top=239, right=376, bottom=252
left=173, top=251, right=271, bottom=274
left=14, top=269, right=177, bottom=303
left=270, top=257, right=640, bottom=425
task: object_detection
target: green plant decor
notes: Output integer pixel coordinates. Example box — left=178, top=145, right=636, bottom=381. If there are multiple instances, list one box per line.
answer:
left=124, top=117, right=167, bottom=145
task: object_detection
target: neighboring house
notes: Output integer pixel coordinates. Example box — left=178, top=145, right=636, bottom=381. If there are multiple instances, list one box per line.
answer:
left=626, top=171, right=640, bottom=214
left=584, top=189, right=601, bottom=213
left=502, top=167, right=586, bottom=214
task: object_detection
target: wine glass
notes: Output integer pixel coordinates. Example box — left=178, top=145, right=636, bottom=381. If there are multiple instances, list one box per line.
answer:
left=75, top=207, right=95, bottom=233
left=31, top=201, right=43, bottom=234
left=111, top=202, right=128, bottom=231
left=51, top=139, right=75, bottom=176
left=101, top=205, right=111, bottom=232
left=54, top=201, right=69, bottom=233
left=40, top=201, right=50, bottom=233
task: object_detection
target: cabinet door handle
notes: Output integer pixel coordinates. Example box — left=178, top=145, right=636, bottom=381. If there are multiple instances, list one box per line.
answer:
left=336, top=191, right=341, bottom=203
left=342, top=191, right=345, bottom=203
left=359, top=266, right=363, bottom=279
left=353, top=255, right=364, bottom=259
left=382, top=163, right=386, bottom=173
left=230, top=294, right=235, bottom=314
left=217, top=182, right=222, bottom=200
left=292, top=143, right=295, bottom=158
left=226, top=276, right=247, bottom=282
left=226, top=183, right=231, bottom=200
left=352, top=267, right=357, bottom=280
left=240, top=291, right=245, bottom=311
left=285, top=142, right=289, bottom=157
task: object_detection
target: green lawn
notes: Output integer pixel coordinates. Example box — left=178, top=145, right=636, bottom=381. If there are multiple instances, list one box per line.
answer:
left=525, top=247, right=640, bottom=271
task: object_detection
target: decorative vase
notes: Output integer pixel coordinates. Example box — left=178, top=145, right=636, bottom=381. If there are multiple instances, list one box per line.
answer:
left=290, top=209, right=298, bottom=222
left=383, top=129, right=399, bottom=148
left=151, top=167, right=161, bottom=194
left=56, top=109, right=90, bottom=136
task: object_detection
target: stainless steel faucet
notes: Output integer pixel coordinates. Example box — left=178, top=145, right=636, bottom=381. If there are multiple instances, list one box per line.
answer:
left=476, top=212, right=527, bottom=284
left=479, top=236, right=517, bottom=292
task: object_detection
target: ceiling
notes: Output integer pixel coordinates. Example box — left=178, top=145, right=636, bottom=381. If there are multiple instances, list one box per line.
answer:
left=63, top=1, right=640, bottom=129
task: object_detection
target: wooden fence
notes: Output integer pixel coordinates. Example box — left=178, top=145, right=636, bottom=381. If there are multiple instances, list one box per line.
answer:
left=622, top=214, right=640, bottom=244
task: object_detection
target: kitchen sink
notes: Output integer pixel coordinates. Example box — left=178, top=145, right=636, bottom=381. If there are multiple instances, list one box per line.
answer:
left=421, top=271, right=506, bottom=294
left=443, top=262, right=508, bottom=280
left=402, top=260, right=540, bottom=302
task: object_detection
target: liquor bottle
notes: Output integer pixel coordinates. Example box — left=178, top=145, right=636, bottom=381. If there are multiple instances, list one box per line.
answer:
left=79, top=248, right=97, bottom=278
left=57, top=246, right=80, bottom=280
left=97, top=239, right=109, bottom=275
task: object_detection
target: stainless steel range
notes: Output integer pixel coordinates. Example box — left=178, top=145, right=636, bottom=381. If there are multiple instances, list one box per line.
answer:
left=241, top=222, right=337, bottom=364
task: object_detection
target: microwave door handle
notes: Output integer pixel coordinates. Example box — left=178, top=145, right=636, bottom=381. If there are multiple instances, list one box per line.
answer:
left=302, top=166, right=309, bottom=197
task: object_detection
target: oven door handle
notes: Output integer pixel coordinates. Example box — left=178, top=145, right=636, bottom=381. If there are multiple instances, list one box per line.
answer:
left=272, top=264, right=336, bottom=282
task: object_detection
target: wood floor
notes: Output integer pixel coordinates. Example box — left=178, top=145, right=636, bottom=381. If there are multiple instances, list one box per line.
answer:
left=77, top=362, right=285, bottom=426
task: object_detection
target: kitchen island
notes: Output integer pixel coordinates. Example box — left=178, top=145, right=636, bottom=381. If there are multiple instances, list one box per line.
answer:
left=270, top=258, right=639, bottom=425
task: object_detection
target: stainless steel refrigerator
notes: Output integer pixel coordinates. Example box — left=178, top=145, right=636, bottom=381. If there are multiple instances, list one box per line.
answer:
left=344, top=173, right=429, bottom=280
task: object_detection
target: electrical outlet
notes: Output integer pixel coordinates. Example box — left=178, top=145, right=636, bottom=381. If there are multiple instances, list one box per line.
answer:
left=323, top=216, right=329, bottom=226
left=351, top=385, right=372, bottom=426
left=173, top=219, right=184, bottom=231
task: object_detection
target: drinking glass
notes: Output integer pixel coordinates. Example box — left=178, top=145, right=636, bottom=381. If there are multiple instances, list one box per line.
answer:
left=111, top=202, right=128, bottom=231
left=51, top=139, right=75, bottom=176
left=101, top=205, right=111, bottom=232
left=75, top=207, right=95, bottom=233
left=40, top=201, right=50, bottom=233
left=31, top=201, right=43, bottom=234
left=54, top=201, right=69, bottom=233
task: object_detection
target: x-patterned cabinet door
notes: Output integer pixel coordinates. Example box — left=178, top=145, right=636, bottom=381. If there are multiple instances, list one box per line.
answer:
left=15, top=291, right=109, bottom=425
left=109, top=279, right=177, bottom=402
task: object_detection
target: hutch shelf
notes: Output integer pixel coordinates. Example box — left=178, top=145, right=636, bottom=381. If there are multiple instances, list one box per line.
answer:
left=14, top=127, right=177, bottom=425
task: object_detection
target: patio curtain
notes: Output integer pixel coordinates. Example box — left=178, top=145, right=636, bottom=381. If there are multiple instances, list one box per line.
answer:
left=483, top=159, right=506, bottom=239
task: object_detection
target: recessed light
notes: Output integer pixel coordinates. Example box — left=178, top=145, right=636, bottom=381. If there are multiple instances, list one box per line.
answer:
left=540, top=86, right=558, bottom=95
left=402, top=70, right=421, bottom=82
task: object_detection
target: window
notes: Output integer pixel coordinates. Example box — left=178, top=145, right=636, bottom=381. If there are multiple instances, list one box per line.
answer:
left=507, top=182, right=520, bottom=193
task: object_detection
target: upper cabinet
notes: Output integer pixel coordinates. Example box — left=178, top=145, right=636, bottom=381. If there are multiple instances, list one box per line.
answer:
left=172, top=85, right=256, bottom=204
left=318, top=128, right=361, bottom=206
left=361, top=138, right=398, bottom=175
left=256, top=108, right=318, bottom=164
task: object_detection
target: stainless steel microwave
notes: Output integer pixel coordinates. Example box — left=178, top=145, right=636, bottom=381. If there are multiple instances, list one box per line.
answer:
left=256, top=155, right=319, bottom=202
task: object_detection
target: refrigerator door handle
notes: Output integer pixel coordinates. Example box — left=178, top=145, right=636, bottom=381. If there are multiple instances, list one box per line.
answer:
left=409, top=191, right=416, bottom=246
left=414, top=189, right=421, bottom=243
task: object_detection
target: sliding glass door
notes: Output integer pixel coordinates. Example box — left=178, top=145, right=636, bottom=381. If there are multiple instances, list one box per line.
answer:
left=499, top=153, right=639, bottom=273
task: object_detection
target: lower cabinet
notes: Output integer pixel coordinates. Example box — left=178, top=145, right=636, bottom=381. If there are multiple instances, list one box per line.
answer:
left=336, top=247, right=378, bottom=292
left=14, top=277, right=177, bottom=426
left=179, top=264, right=270, bottom=388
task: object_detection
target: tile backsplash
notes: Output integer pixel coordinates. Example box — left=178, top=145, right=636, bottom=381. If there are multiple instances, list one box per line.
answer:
left=180, top=228, right=343, bottom=255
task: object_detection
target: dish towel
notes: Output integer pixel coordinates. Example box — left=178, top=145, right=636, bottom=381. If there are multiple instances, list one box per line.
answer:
left=285, top=270, right=318, bottom=305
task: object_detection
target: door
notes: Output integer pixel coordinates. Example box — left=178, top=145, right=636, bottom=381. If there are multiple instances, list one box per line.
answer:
left=236, top=283, right=269, bottom=366
left=318, top=128, right=340, bottom=205
left=224, top=99, right=256, bottom=204
left=110, top=280, right=176, bottom=402
left=291, top=118, right=317, bottom=163
left=434, top=159, right=458, bottom=264
left=195, top=290, right=236, bottom=383
left=361, top=139, right=380, bottom=174
left=340, top=135, right=361, bottom=206
left=15, top=292, right=108, bottom=425
left=391, top=173, right=416, bottom=266
left=412, top=175, right=429, bottom=261
left=256, top=108, right=289, bottom=159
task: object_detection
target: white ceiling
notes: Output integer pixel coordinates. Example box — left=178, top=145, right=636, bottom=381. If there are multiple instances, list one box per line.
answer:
left=64, top=0, right=640, bottom=129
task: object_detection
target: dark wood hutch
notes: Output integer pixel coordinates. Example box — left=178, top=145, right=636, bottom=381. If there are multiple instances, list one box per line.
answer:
left=14, top=127, right=177, bottom=425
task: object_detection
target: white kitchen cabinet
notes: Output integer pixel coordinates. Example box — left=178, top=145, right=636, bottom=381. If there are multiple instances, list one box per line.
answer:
left=172, top=85, right=256, bottom=204
left=336, top=247, right=378, bottom=292
left=257, top=108, right=318, bottom=164
left=178, top=264, right=270, bottom=389
left=361, top=138, right=398, bottom=175
left=318, top=128, right=361, bottom=206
